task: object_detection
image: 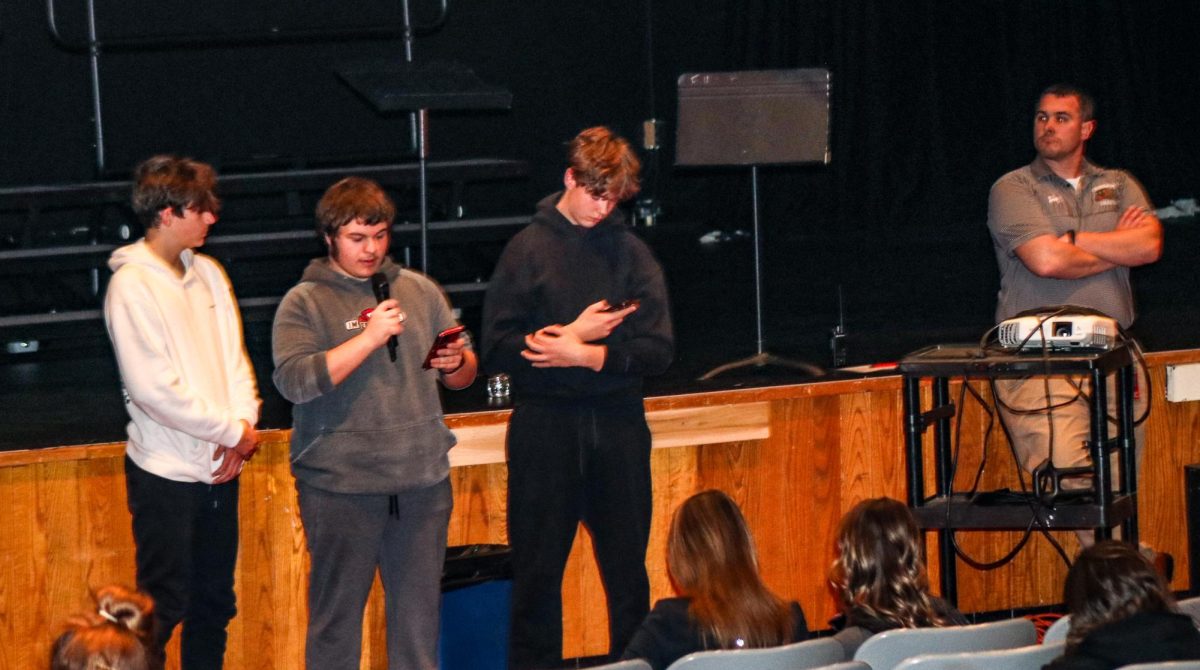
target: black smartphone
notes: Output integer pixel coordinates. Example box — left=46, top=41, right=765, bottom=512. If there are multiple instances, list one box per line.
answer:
left=422, top=325, right=466, bottom=369
left=602, top=298, right=640, bottom=313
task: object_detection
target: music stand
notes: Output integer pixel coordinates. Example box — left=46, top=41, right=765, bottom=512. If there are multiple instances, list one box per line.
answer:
left=337, top=3, right=511, bottom=272
left=676, top=69, right=831, bottom=380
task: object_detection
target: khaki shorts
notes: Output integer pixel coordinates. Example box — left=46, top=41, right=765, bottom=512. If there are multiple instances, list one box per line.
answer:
left=994, top=365, right=1148, bottom=487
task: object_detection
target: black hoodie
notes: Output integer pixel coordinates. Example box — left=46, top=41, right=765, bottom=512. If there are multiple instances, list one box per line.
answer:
left=481, top=192, right=674, bottom=403
left=1043, top=611, right=1200, bottom=670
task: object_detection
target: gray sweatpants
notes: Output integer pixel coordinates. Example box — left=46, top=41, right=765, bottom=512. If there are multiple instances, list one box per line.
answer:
left=297, top=478, right=453, bottom=670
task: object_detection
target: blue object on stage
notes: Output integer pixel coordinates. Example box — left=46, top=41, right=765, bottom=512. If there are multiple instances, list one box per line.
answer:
left=439, top=544, right=513, bottom=670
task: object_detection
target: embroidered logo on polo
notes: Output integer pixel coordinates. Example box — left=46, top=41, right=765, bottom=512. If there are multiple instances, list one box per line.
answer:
left=1092, top=183, right=1118, bottom=203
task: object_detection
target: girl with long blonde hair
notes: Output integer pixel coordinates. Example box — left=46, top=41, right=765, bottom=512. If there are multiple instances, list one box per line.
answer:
left=622, top=490, right=808, bottom=670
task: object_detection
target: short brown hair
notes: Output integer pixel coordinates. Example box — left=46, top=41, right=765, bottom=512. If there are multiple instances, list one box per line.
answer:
left=567, top=126, right=641, bottom=202
left=1063, top=540, right=1174, bottom=654
left=315, top=177, right=396, bottom=245
left=1040, top=83, right=1096, bottom=122
left=131, top=155, right=220, bottom=228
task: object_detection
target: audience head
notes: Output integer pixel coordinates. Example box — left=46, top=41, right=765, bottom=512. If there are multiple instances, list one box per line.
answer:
left=830, top=497, right=948, bottom=629
left=131, top=155, right=220, bottom=229
left=667, top=489, right=792, bottom=649
left=1063, top=540, right=1174, bottom=653
left=50, top=585, right=154, bottom=670
left=565, top=126, right=641, bottom=203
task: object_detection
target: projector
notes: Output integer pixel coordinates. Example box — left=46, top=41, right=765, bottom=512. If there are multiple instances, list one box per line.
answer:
left=997, top=313, right=1118, bottom=350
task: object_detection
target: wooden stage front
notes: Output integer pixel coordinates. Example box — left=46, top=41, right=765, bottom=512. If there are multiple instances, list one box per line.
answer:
left=3, top=350, right=1198, bottom=669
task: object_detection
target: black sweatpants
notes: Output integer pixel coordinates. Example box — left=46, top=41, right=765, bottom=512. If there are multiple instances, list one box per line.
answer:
left=506, top=400, right=653, bottom=669
left=124, top=456, right=239, bottom=670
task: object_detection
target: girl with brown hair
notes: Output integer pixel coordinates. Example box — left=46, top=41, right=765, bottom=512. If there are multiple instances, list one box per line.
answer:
left=1045, top=540, right=1200, bottom=670
left=829, top=497, right=967, bottom=656
left=622, top=490, right=808, bottom=670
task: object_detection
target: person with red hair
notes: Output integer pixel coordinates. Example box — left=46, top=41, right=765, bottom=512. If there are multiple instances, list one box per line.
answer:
left=51, top=585, right=155, bottom=670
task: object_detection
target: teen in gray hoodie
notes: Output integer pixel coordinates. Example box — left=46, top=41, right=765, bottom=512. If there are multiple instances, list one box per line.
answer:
left=272, top=177, right=476, bottom=669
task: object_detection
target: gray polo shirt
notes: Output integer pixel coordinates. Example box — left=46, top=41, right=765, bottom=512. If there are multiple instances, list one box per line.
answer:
left=986, top=157, right=1152, bottom=327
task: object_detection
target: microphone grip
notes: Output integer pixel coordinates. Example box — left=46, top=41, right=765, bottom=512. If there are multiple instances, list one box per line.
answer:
left=371, top=273, right=399, bottom=362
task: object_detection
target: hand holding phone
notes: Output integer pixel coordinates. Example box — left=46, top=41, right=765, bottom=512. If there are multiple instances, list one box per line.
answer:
left=422, top=325, right=466, bottom=370
left=602, top=298, right=640, bottom=313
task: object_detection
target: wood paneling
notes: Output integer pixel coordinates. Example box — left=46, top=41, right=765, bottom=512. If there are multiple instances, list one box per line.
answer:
left=3, top=351, right=1199, bottom=668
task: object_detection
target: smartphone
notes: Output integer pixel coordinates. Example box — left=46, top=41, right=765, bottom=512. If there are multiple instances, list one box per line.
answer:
left=602, top=298, right=640, bottom=313
left=422, top=325, right=466, bottom=369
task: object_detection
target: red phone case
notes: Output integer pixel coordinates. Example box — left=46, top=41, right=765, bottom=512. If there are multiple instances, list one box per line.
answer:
left=422, top=325, right=466, bottom=369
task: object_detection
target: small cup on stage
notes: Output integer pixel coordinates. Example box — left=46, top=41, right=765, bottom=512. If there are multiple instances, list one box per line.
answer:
left=486, top=373, right=511, bottom=405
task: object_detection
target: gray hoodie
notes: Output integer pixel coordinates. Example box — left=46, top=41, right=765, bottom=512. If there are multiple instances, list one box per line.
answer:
left=272, top=258, right=461, bottom=494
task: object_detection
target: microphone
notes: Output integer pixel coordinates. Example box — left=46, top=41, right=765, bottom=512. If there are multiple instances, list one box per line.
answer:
left=371, top=272, right=397, bottom=362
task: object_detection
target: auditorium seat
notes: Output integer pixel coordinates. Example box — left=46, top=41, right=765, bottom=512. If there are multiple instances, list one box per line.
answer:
left=1176, top=596, right=1200, bottom=628
left=1115, top=663, right=1200, bottom=670
left=1042, top=615, right=1071, bottom=644
left=890, top=641, right=1065, bottom=670
left=664, top=636, right=844, bottom=670
left=592, top=660, right=653, bottom=670
left=852, top=618, right=1037, bottom=670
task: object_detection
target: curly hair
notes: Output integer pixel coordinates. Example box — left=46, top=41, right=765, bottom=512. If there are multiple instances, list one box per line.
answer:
left=51, top=585, right=155, bottom=670
left=667, top=490, right=794, bottom=649
left=566, top=126, right=641, bottom=202
left=1063, top=540, right=1174, bottom=653
left=829, top=497, right=950, bottom=630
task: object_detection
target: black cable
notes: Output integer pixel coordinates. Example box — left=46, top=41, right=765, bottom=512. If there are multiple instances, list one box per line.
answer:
left=989, top=379, right=1073, bottom=569
left=1093, top=329, right=1152, bottom=427
left=945, top=372, right=1042, bottom=571
left=950, top=518, right=1037, bottom=571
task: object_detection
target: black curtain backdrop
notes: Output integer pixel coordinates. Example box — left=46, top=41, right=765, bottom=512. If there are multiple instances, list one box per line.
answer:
left=687, top=0, right=1200, bottom=232
left=643, top=0, right=1200, bottom=357
left=1, top=0, right=1197, bottom=358
left=6, top=1, right=1195, bottom=223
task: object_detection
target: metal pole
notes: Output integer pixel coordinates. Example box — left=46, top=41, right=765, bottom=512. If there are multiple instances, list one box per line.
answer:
left=86, top=0, right=105, bottom=297
left=85, top=0, right=105, bottom=176
left=400, top=0, right=430, bottom=271
left=417, top=109, right=429, bottom=271
left=751, top=165, right=764, bottom=355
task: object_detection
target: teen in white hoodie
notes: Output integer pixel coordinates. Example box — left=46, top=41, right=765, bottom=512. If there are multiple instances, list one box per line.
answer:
left=103, top=155, right=259, bottom=669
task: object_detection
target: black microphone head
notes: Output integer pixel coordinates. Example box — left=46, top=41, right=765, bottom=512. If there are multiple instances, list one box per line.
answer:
left=371, top=272, right=390, bottom=302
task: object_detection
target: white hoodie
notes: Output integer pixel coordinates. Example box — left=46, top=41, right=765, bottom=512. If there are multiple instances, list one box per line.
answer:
left=104, top=240, right=260, bottom=483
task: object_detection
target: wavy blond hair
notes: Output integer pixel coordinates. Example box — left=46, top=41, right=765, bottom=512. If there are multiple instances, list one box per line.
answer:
left=668, top=490, right=793, bottom=649
left=829, top=497, right=949, bottom=629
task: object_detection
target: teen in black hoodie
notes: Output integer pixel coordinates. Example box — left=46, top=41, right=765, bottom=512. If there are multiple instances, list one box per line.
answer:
left=482, top=127, right=673, bottom=669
